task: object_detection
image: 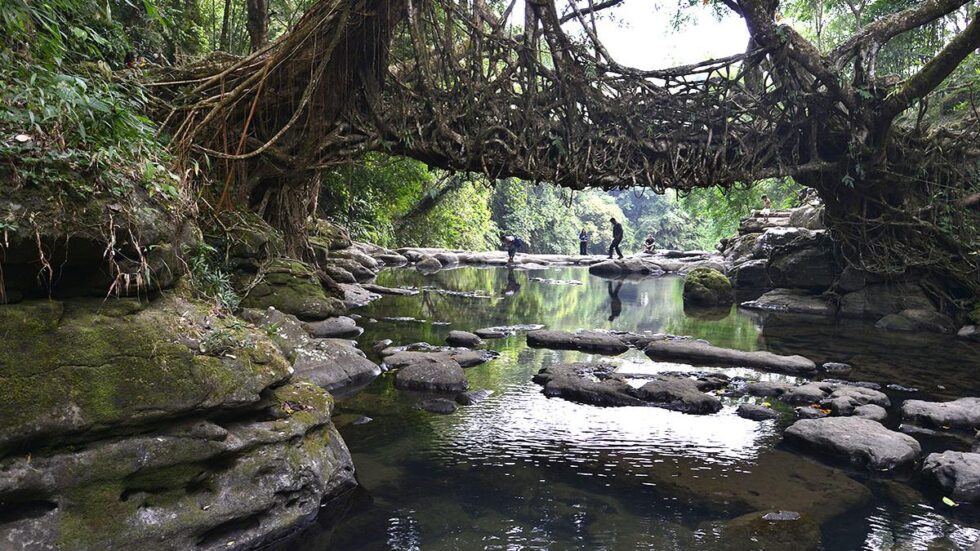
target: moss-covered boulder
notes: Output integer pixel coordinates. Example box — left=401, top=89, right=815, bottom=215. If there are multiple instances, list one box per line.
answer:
left=0, top=295, right=356, bottom=550
left=0, top=381, right=355, bottom=551
left=683, top=268, right=735, bottom=307
left=308, top=218, right=352, bottom=253
left=239, top=259, right=345, bottom=320
left=0, top=295, right=291, bottom=451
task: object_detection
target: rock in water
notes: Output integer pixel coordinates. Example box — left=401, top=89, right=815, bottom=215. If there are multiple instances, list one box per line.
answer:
left=417, top=398, right=459, bottom=414
left=741, top=289, right=837, bottom=316
left=682, top=267, right=734, bottom=307
left=852, top=404, right=888, bottom=423
left=390, top=352, right=468, bottom=392
left=901, top=397, right=980, bottom=431
left=446, top=330, right=483, bottom=347
left=922, top=451, right=980, bottom=504
left=819, top=386, right=889, bottom=416
left=784, top=417, right=921, bottom=471
left=475, top=324, right=545, bottom=338
left=292, top=338, right=382, bottom=391
left=416, top=255, right=443, bottom=272
left=588, top=257, right=665, bottom=276
left=633, top=377, right=723, bottom=414
left=737, top=403, right=783, bottom=421
left=822, top=362, right=852, bottom=374
left=305, top=316, right=363, bottom=338
left=644, top=339, right=817, bottom=375
left=527, top=329, right=630, bottom=354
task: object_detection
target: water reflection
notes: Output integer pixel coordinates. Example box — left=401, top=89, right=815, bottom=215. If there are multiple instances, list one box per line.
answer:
left=606, top=280, right=623, bottom=322
left=272, top=266, right=980, bottom=551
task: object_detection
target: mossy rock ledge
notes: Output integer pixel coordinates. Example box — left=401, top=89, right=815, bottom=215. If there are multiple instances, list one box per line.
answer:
left=683, top=268, right=735, bottom=307
left=239, top=258, right=346, bottom=320
left=0, top=295, right=355, bottom=550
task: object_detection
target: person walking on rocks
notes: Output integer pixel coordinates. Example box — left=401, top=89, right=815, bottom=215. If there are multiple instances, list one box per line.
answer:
left=607, top=218, right=624, bottom=259
left=578, top=228, right=589, bottom=255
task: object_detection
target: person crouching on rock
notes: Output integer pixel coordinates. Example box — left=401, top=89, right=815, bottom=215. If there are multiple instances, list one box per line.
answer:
left=608, top=218, right=624, bottom=259
left=643, top=234, right=656, bottom=255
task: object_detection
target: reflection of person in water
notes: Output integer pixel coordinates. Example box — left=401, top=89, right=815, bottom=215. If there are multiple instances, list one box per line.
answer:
left=607, top=280, right=623, bottom=322
left=504, top=267, right=521, bottom=296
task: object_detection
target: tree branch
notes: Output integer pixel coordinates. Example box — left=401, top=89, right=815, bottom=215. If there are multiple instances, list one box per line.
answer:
left=830, top=0, right=973, bottom=69
left=878, top=12, right=980, bottom=125
left=558, top=0, right=624, bottom=24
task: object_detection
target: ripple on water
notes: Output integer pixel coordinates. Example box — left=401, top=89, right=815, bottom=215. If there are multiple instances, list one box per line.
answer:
left=422, top=379, right=779, bottom=472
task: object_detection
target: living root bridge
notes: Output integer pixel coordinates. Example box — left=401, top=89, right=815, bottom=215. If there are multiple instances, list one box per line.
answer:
left=155, top=0, right=980, bottom=304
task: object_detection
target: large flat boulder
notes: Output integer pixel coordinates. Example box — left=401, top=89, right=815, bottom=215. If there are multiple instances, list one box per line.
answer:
left=293, top=339, right=382, bottom=391
left=533, top=364, right=644, bottom=407
left=644, top=339, right=817, bottom=375
left=475, top=324, right=545, bottom=338
left=0, top=293, right=355, bottom=550
left=902, top=397, right=980, bottom=431
left=527, top=329, right=630, bottom=354
left=741, top=289, right=837, bottom=316
left=0, top=297, right=292, bottom=451
left=633, top=377, right=723, bottom=414
left=390, top=352, right=468, bottom=392
left=337, top=283, right=382, bottom=308
left=588, top=257, right=665, bottom=276
left=305, top=316, right=363, bottom=338
left=533, top=364, right=723, bottom=413
left=446, top=330, right=482, bottom=347
left=784, top=417, right=921, bottom=471
left=922, top=451, right=980, bottom=504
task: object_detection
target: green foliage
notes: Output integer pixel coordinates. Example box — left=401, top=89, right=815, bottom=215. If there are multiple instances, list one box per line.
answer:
left=185, top=242, right=241, bottom=311
left=0, top=0, right=182, bottom=201
left=679, top=178, right=802, bottom=249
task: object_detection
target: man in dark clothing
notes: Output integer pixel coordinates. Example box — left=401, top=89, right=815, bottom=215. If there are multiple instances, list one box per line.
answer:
left=607, top=218, right=624, bottom=259
left=578, top=228, right=589, bottom=255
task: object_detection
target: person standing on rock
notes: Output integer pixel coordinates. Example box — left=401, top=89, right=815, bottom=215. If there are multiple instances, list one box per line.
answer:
left=607, top=218, right=624, bottom=259
left=578, top=228, right=589, bottom=255
left=760, top=194, right=772, bottom=222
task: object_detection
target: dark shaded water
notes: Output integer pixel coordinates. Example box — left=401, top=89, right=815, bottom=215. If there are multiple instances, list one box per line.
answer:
left=274, top=266, right=980, bottom=550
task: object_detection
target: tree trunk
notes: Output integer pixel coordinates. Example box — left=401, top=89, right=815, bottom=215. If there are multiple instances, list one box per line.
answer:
left=245, top=0, right=269, bottom=52
left=219, top=0, right=233, bottom=51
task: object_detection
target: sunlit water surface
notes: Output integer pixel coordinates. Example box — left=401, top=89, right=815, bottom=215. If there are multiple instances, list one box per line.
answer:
left=272, top=266, right=980, bottom=550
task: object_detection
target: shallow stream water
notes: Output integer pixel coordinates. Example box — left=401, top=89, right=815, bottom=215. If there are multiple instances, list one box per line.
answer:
left=272, top=266, right=980, bottom=550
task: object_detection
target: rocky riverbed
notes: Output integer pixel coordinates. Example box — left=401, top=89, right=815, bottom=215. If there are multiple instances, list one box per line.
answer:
left=2, top=193, right=979, bottom=549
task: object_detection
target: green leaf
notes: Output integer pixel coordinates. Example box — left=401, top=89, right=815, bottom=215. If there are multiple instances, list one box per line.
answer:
left=942, top=497, right=958, bottom=507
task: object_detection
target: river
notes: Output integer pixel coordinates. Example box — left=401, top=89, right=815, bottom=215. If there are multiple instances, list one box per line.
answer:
left=272, top=266, right=980, bottom=550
